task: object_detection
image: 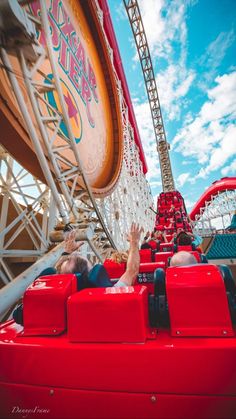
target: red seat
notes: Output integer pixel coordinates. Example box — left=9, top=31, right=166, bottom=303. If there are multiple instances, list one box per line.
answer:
left=160, top=242, right=174, bottom=252
left=68, top=286, right=150, bottom=343
left=165, top=234, right=173, bottom=242
left=154, top=251, right=173, bottom=265
left=103, top=260, right=126, bottom=279
left=139, top=262, right=166, bottom=273
left=139, top=249, right=152, bottom=263
left=166, top=264, right=234, bottom=337
left=176, top=222, right=184, bottom=229
left=176, top=245, right=194, bottom=252
left=23, top=274, right=77, bottom=336
left=148, top=240, right=158, bottom=250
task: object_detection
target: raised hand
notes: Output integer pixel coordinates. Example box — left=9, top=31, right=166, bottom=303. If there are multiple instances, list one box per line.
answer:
left=127, top=222, right=144, bottom=246
left=64, top=230, right=84, bottom=253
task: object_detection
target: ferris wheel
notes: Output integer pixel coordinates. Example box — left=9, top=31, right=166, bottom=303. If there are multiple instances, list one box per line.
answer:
left=0, top=0, right=156, bottom=284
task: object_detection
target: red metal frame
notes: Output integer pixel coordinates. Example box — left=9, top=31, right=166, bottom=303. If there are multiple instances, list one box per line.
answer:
left=97, top=0, right=148, bottom=173
left=190, top=177, right=236, bottom=220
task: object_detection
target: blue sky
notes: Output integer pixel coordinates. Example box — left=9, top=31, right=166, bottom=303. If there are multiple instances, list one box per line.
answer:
left=107, top=0, right=236, bottom=211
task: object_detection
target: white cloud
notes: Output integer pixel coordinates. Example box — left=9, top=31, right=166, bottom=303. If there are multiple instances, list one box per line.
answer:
left=184, top=198, right=195, bottom=211
left=221, top=159, right=236, bottom=176
left=199, top=30, right=235, bottom=80
left=134, top=0, right=196, bottom=121
left=195, top=124, right=236, bottom=179
left=173, top=71, right=236, bottom=178
left=133, top=100, right=162, bottom=183
left=157, top=65, right=195, bottom=121
left=176, top=172, right=190, bottom=187
left=114, top=2, right=127, bottom=21
left=182, top=159, right=194, bottom=165
left=197, top=30, right=235, bottom=92
left=138, top=0, right=189, bottom=61
left=149, top=180, right=163, bottom=187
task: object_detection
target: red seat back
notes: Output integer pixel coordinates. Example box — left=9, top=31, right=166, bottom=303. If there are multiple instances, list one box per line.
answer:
left=166, top=264, right=233, bottom=337
left=148, top=240, right=158, bottom=250
left=139, top=249, right=152, bottom=263
left=67, top=286, right=150, bottom=343
left=176, top=245, right=193, bottom=252
left=103, top=260, right=126, bottom=279
left=154, top=251, right=173, bottom=265
left=23, top=274, right=77, bottom=336
left=160, top=242, right=174, bottom=252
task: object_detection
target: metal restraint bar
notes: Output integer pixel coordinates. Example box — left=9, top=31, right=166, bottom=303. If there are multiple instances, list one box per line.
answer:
left=123, top=0, right=175, bottom=192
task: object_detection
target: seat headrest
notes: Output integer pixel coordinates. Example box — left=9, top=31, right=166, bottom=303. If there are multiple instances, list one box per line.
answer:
left=200, top=254, right=208, bottom=263
left=154, top=268, right=166, bottom=295
left=219, top=265, right=236, bottom=297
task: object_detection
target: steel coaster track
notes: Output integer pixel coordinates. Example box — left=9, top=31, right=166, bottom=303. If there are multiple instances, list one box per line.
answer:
left=123, top=0, right=175, bottom=192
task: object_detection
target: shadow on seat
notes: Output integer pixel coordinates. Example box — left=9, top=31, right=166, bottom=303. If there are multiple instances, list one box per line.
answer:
left=148, top=268, right=169, bottom=327
left=220, top=265, right=236, bottom=323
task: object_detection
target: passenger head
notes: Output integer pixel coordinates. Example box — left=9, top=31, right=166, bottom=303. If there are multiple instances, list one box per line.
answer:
left=153, top=230, right=163, bottom=240
left=55, top=252, right=92, bottom=275
left=109, top=251, right=128, bottom=263
left=177, top=232, right=192, bottom=245
left=170, top=251, right=197, bottom=267
left=141, top=243, right=152, bottom=250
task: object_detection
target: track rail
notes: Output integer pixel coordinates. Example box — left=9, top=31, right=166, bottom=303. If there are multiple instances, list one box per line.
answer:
left=123, top=0, right=175, bottom=192
left=190, top=178, right=236, bottom=220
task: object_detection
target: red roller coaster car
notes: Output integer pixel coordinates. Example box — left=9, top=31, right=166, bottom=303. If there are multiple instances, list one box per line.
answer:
left=0, top=261, right=236, bottom=419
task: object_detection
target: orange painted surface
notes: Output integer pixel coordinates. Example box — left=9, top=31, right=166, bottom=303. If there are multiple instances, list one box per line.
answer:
left=0, top=0, right=123, bottom=196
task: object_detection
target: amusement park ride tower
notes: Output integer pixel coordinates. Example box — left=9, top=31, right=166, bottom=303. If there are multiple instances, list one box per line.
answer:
left=123, top=0, right=175, bottom=193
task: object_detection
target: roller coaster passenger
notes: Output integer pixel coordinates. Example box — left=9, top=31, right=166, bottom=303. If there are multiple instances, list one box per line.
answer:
left=176, top=231, right=193, bottom=246
left=109, top=251, right=128, bottom=264
left=170, top=251, right=197, bottom=267
left=13, top=224, right=143, bottom=325
left=56, top=223, right=143, bottom=287
left=141, top=228, right=169, bottom=250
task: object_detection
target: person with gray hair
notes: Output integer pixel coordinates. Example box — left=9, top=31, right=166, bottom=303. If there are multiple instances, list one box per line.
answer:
left=170, top=251, right=197, bottom=267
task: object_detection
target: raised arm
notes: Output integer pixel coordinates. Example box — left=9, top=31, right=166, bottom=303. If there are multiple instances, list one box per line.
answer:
left=117, top=223, right=143, bottom=286
left=62, top=230, right=84, bottom=254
